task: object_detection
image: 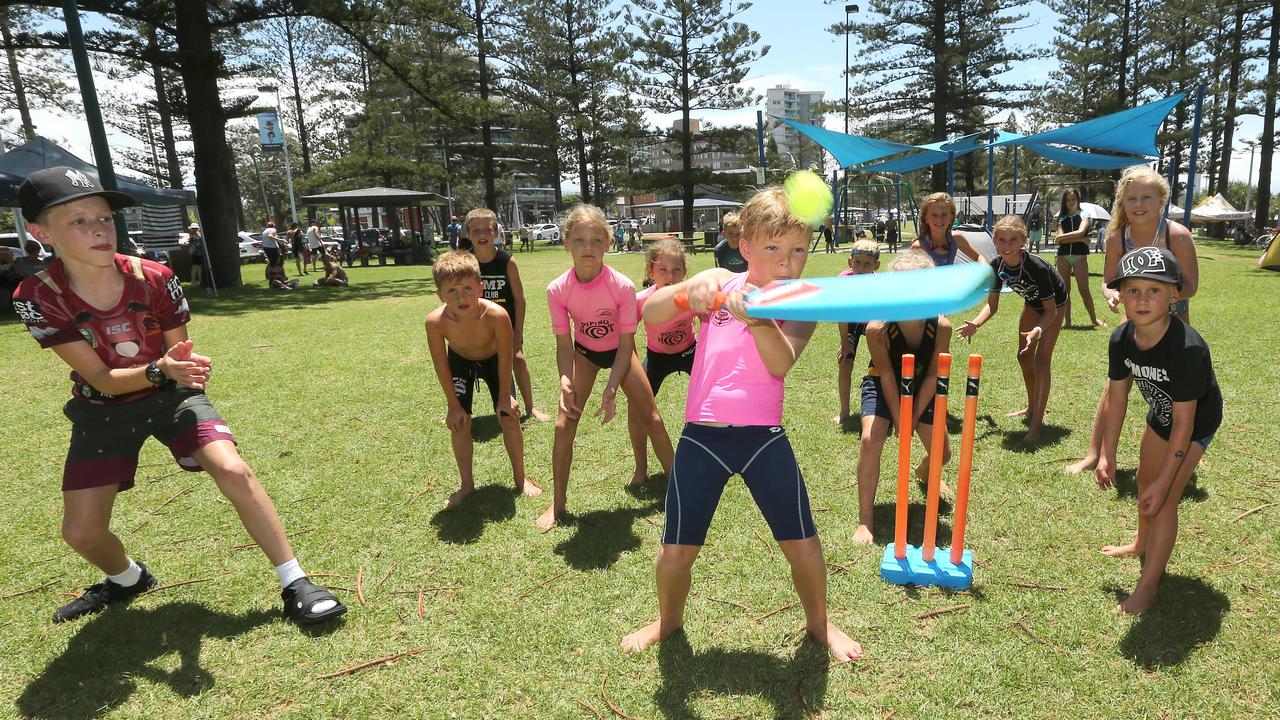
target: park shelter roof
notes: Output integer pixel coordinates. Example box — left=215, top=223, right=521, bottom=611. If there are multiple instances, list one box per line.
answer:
left=787, top=92, right=1188, bottom=173
left=630, top=198, right=743, bottom=209
left=993, top=93, right=1188, bottom=157
left=776, top=120, right=916, bottom=169
left=299, top=186, right=447, bottom=206
left=0, top=136, right=194, bottom=206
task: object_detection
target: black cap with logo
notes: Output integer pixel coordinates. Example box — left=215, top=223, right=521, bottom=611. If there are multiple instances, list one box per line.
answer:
left=19, top=166, right=136, bottom=220
left=1107, top=246, right=1182, bottom=289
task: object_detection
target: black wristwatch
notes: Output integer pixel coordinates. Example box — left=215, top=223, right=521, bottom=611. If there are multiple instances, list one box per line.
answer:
left=145, top=360, right=167, bottom=387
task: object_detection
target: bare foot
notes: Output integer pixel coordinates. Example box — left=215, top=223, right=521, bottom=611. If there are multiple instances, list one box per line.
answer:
left=529, top=406, right=552, bottom=422
left=620, top=620, right=677, bottom=654
left=1117, top=585, right=1157, bottom=615
left=629, top=469, right=649, bottom=487
left=516, top=477, right=542, bottom=498
left=1023, top=425, right=1042, bottom=443
left=853, top=524, right=874, bottom=545
left=444, top=486, right=474, bottom=509
left=1065, top=455, right=1097, bottom=475
left=1006, top=407, right=1029, bottom=417
left=808, top=621, right=863, bottom=662
left=1100, top=542, right=1143, bottom=558
left=536, top=504, right=562, bottom=532
left=1093, top=318, right=1107, bottom=329
left=939, top=480, right=953, bottom=499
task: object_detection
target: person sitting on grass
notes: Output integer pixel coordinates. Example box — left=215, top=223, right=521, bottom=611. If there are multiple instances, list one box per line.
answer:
left=265, top=256, right=299, bottom=290
left=10, top=166, right=345, bottom=625
left=853, top=250, right=952, bottom=544
left=832, top=239, right=881, bottom=425
left=621, top=186, right=862, bottom=663
left=425, top=251, right=541, bottom=509
left=313, top=253, right=349, bottom=286
left=1095, top=247, right=1221, bottom=614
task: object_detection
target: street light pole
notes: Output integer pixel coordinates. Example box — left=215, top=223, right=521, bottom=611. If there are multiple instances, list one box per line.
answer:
left=844, top=4, right=858, bottom=135
left=1243, top=138, right=1258, bottom=213
left=258, top=84, right=298, bottom=225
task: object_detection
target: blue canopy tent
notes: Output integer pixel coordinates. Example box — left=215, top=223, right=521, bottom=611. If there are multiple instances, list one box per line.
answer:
left=779, top=91, right=1196, bottom=231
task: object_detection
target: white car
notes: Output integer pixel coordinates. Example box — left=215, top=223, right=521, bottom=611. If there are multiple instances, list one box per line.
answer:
left=237, top=231, right=265, bottom=264
left=528, top=223, right=560, bottom=243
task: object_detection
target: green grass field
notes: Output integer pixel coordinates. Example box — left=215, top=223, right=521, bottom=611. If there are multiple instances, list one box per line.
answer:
left=1, top=241, right=1277, bottom=719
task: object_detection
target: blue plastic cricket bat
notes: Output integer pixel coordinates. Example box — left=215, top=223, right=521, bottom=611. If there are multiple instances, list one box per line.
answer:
left=678, top=262, right=993, bottom=322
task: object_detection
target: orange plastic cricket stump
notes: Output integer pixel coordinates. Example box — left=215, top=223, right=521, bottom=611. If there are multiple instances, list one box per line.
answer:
left=880, top=354, right=982, bottom=590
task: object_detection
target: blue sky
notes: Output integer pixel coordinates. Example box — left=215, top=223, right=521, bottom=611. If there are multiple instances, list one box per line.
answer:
left=11, top=3, right=1274, bottom=194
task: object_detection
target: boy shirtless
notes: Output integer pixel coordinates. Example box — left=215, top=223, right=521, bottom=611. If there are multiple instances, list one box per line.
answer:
left=425, top=251, right=540, bottom=508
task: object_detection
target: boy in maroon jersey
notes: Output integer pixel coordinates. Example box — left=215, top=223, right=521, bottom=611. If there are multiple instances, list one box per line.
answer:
left=12, top=167, right=346, bottom=625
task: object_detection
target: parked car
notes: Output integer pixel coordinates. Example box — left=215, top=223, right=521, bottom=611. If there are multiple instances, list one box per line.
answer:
left=237, top=231, right=265, bottom=264
left=0, top=234, right=54, bottom=259
left=528, top=223, right=560, bottom=243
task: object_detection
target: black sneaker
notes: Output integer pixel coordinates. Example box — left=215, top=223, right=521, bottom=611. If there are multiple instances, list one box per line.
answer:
left=53, top=562, right=157, bottom=624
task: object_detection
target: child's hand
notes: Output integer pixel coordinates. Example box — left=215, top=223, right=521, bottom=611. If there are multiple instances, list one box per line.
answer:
left=1104, top=289, right=1121, bottom=313
left=595, top=386, right=617, bottom=424
left=724, top=285, right=769, bottom=327
left=1095, top=457, right=1115, bottom=489
left=160, top=340, right=210, bottom=390
left=559, top=376, right=581, bottom=420
left=958, top=320, right=979, bottom=340
left=445, top=405, right=470, bottom=432
left=682, top=275, right=724, bottom=313
left=836, top=339, right=851, bottom=361
left=1019, top=326, right=1042, bottom=356
left=1137, top=477, right=1171, bottom=517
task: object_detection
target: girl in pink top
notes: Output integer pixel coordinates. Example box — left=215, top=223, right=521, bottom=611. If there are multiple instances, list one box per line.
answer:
left=621, top=187, right=862, bottom=664
left=631, top=240, right=697, bottom=494
left=539, top=205, right=674, bottom=531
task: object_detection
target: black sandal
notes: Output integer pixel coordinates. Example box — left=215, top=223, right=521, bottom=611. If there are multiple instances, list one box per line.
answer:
left=282, top=577, right=347, bottom=625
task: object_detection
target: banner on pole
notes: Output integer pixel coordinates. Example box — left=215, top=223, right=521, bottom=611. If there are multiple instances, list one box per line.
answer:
left=257, top=111, right=283, bottom=151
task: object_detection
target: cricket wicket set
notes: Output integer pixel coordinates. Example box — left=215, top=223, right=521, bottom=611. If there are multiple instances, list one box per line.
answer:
left=880, top=352, right=982, bottom=589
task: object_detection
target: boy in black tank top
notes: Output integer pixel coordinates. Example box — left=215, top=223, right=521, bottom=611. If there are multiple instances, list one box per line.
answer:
left=960, top=216, right=1066, bottom=443
left=1096, top=247, right=1221, bottom=615
left=465, top=208, right=551, bottom=421
left=853, top=251, right=953, bottom=546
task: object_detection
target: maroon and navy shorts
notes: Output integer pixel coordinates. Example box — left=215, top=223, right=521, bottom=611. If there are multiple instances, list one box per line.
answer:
left=61, top=387, right=237, bottom=492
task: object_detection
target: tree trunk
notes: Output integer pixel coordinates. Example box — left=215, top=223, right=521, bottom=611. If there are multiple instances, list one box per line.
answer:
left=174, top=0, right=241, bottom=287
left=680, top=10, right=693, bottom=237
left=929, top=0, right=949, bottom=192
left=1255, top=6, right=1278, bottom=231
left=565, top=8, right=590, bottom=204
left=475, top=0, right=497, bottom=209
left=149, top=28, right=183, bottom=189
left=0, top=6, right=35, bottom=141
left=1215, top=1, right=1246, bottom=194
left=284, top=15, right=311, bottom=175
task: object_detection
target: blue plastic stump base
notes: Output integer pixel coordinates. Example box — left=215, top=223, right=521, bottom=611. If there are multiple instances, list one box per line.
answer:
left=880, top=543, right=973, bottom=590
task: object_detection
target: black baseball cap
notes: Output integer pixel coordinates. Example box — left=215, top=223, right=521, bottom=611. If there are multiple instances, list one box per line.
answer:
left=1107, top=246, right=1182, bottom=289
left=19, top=166, right=136, bottom=220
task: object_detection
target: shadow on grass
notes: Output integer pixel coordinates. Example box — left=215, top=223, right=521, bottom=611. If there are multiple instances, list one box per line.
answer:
left=468, top=414, right=503, bottom=443
left=1112, top=469, right=1208, bottom=503
left=1000, top=422, right=1072, bottom=451
left=429, top=485, right=520, bottom=544
left=654, top=630, right=830, bottom=720
left=870, top=500, right=952, bottom=548
left=17, top=603, right=277, bottom=720
left=1105, top=574, right=1229, bottom=669
left=553, top=476, right=666, bottom=571
left=187, top=275, right=437, bottom=317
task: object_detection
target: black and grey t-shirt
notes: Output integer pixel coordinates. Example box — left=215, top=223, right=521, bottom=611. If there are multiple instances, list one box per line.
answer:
left=1107, top=317, right=1223, bottom=441
left=990, top=252, right=1068, bottom=311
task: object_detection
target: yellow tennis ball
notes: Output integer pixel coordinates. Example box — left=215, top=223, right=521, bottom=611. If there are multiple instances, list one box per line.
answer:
left=784, top=170, right=834, bottom=226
